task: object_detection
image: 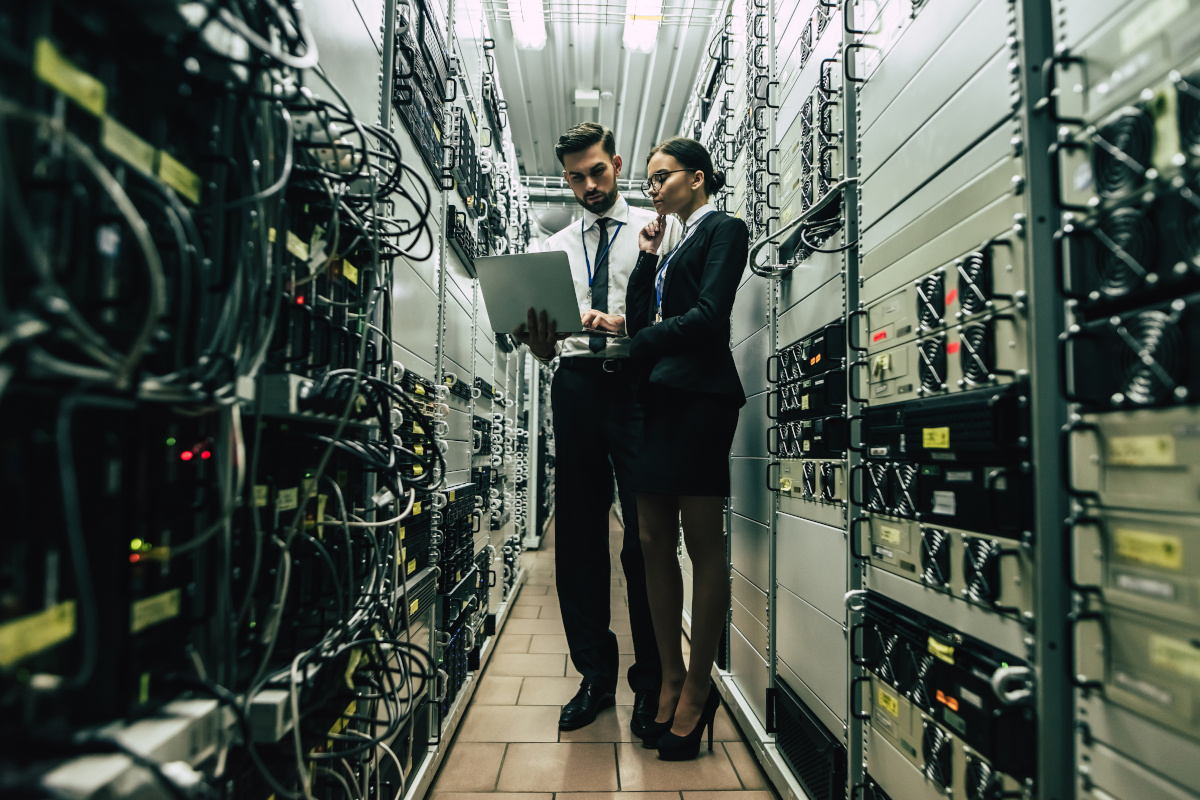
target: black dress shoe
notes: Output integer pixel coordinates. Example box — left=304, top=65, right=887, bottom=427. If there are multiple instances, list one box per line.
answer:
left=559, top=683, right=616, bottom=731
left=630, top=689, right=657, bottom=738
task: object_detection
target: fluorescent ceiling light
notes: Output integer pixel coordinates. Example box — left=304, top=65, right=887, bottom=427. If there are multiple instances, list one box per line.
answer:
left=624, top=0, right=663, bottom=53
left=510, top=0, right=547, bottom=50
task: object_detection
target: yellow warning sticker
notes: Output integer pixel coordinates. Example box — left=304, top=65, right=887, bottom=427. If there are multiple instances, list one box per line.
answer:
left=1109, top=435, right=1175, bottom=466
left=0, top=601, right=76, bottom=669
left=130, top=589, right=182, bottom=633
left=286, top=230, right=309, bottom=260
left=277, top=487, right=299, bottom=512
left=102, top=118, right=156, bottom=178
left=1116, top=528, right=1184, bottom=570
left=415, top=385, right=426, bottom=396
left=342, top=260, right=358, bottom=284
left=407, top=559, right=417, bottom=575
left=876, top=687, right=900, bottom=718
left=410, top=598, right=419, bottom=616
left=928, top=637, right=955, bottom=665
left=34, top=38, right=106, bottom=116
left=923, top=427, right=950, bottom=449
left=878, top=525, right=902, bottom=545
left=158, top=151, right=202, bottom=204
left=254, top=485, right=269, bottom=508
left=1149, top=633, right=1200, bottom=682
left=414, top=502, right=422, bottom=515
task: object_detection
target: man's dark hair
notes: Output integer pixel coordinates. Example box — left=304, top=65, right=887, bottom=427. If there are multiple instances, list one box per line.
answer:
left=555, top=122, right=617, bottom=164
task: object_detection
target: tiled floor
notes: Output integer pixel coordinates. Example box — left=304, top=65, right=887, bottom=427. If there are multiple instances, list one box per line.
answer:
left=428, top=515, right=780, bottom=800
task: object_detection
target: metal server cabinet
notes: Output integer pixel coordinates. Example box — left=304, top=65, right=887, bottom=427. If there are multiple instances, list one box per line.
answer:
left=845, top=3, right=1071, bottom=800
left=1049, top=2, right=1200, bottom=800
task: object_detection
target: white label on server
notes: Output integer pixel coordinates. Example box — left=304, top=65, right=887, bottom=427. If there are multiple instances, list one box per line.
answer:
left=932, top=490, right=956, bottom=516
left=1115, top=571, right=1177, bottom=600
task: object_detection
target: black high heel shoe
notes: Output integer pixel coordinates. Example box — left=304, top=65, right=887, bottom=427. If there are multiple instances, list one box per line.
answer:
left=639, top=716, right=674, bottom=749
left=656, top=683, right=720, bottom=761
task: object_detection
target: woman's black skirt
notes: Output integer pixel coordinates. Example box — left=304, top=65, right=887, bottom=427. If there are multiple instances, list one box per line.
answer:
left=636, top=383, right=740, bottom=497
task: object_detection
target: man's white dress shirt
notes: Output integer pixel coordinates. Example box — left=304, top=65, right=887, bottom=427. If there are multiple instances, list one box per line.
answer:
left=539, top=195, right=683, bottom=360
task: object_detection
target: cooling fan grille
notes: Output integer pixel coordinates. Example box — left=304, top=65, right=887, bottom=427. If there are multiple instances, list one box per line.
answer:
left=920, top=528, right=951, bottom=588
left=1113, top=306, right=1186, bottom=405
left=1089, top=206, right=1155, bottom=298
left=963, top=537, right=1001, bottom=604
left=1177, top=74, right=1200, bottom=155
left=923, top=724, right=954, bottom=790
left=965, top=757, right=1003, bottom=800
left=820, top=462, right=837, bottom=501
left=908, top=650, right=936, bottom=712
left=959, top=322, right=995, bottom=385
left=1092, top=106, right=1153, bottom=199
left=802, top=461, right=818, bottom=499
left=890, top=463, right=918, bottom=518
left=958, top=251, right=991, bottom=317
left=917, top=272, right=945, bottom=331
left=866, top=464, right=889, bottom=513
left=918, top=335, right=947, bottom=394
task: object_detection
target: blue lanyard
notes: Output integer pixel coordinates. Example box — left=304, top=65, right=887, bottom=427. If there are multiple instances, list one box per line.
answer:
left=581, top=218, right=624, bottom=287
left=655, top=211, right=713, bottom=313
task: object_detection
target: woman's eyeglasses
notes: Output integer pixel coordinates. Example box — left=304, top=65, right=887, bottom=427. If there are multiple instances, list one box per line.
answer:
left=641, top=169, right=691, bottom=196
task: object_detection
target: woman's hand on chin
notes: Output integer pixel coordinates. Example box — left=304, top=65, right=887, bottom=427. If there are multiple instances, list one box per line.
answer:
left=639, top=215, right=667, bottom=253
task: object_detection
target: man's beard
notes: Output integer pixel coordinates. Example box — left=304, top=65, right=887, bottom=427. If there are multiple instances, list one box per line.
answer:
left=577, top=184, right=619, bottom=215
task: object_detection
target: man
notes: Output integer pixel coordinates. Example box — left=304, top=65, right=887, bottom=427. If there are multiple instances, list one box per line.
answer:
left=513, top=122, right=682, bottom=735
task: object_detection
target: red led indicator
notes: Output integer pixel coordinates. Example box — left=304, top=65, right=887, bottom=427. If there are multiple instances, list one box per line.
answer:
left=947, top=341, right=961, bottom=355
left=872, top=330, right=888, bottom=343
left=200, top=450, right=212, bottom=460
left=296, top=296, right=305, bottom=305
left=129, top=553, right=141, bottom=563
left=945, top=288, right=958, bottom=306
left=180, top=450, right=194, bottom=462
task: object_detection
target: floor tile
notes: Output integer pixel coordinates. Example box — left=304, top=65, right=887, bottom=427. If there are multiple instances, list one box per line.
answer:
left=538, top=605, right=564, bottom=619
left=433, top=793, right=551, bottom=800
left=681, top=792, right=778, bottom=800
left=722, top=742, right=769, bottom=789
left=559, top=705, right=634, bottom=743
left=497, top=743, right=619, bottom=792
left=513, top=593, right=557, bottom=608
left=506, top=618, right=567, bottom=635
left=518, top=676, right=587, bottom=705
left=509, top=605, right=541, bottom=619
left=495, top=634, right=533, bottom=654
left=432, top=742, right=506, bottom=792
left=615, top=743, right=742, bottom=791
left=473, top=675, right=523, bottom=705
left=520, top=583, right=552, bottom=596
left=559, top=793, right=680, bottom=800
left=712, top=705, right=744, bottom=742
left=487, top=653, right=567, bottom=677
left=458, top=704, right=562, bottom=742
left=528, top=633, right=571, bottom=654
left=616, top=634, right=635, bottom=655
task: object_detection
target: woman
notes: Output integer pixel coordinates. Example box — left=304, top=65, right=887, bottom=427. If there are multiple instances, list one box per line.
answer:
left=583, top=136, right=748, bottom=760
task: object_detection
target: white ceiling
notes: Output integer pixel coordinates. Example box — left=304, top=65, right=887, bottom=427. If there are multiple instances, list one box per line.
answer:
left=482, top=0, right=725, bottom=180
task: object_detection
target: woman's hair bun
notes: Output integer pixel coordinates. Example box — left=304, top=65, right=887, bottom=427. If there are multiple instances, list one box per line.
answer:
left=711, top=169, right=727, bottom=194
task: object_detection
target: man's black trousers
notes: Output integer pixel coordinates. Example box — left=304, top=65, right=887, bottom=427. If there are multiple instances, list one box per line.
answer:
left=550, top=359, right=660, bottom=694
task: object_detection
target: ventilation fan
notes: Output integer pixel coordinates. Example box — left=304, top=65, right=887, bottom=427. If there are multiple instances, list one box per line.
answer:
left=908, top=649, right=936, bottom=712
left=963, top=537, right=1002, bottom=604
left=922, top=724, right=954, bottom=790
left=1088, top=206, right=1155, bottom=299
left=920, top=528, right=951, bottom=588
left=917, top=272, right=945, bottom=332
left=890, top=463, right=919, bottom=518
left=918, top=335, right=947, bottom=394
left=965, top=756, right=1003, bottom=800
left=1092, top=106, right=1153, bottom=199
left=870, top=627, right=900, bottom=684
left=816, top=5, right=831, bottom=34
left=820, top=461, right=838, bottom=501
left=1173, top=186, right=1200, bottom=265
left=802, top=461, right=818, bottom=499
left=959, top=322, right=995, bottom=385
left=1112, top=303, right=1186, bottom=405
left=1177, top=74, right=1200, bottom=155
left=800, top=20, right=813, bottom=67
left=957, top=251, right=992, bottom=317
left=866, top=463, right=889, bottom=513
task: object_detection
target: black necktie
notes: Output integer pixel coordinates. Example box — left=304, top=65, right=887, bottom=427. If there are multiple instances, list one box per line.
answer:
left=589, top=218, right=610, bottom=354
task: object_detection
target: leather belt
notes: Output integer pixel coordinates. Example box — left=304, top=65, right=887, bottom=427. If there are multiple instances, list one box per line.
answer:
left=560, top=357, right=631, bottom=374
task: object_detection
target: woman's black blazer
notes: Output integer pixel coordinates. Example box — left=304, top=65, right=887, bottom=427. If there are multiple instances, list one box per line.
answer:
left=625, top=210, right=750, bottom=407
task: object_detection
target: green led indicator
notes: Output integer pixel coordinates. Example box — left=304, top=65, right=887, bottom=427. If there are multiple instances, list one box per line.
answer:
left=165, top=437, right=176, bottom=446
left=130, top=538, right=143, bottom=551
